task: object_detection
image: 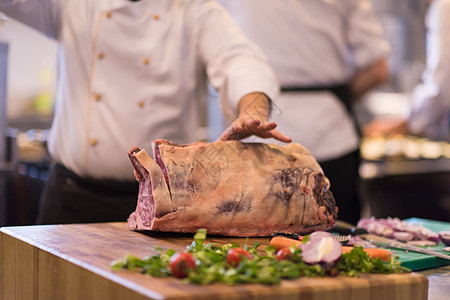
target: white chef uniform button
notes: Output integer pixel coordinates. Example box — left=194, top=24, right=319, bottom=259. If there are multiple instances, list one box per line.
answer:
left=98, top=52, right=105, bottom=60
left=142, top=58, right=150, bottom=65
left=138, top=101, right=145, bottom=108
left=93, top=93, right=102, bottom=101
left=153, top=14, right=160, bottom=20
left=106, top=12, right=112, bottom=18
left=89, top=139, right=97, bottom=146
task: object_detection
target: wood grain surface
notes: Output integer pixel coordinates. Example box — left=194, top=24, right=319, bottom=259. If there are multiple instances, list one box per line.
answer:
left=0, top=222, right=428, bottom=300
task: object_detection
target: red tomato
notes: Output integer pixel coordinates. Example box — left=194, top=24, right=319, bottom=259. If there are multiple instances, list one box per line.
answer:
left=276, top=248, right=293, bottom=261
left=227, top=248, right=253, bottom=266
left=169, top=252, right=196, bottom=278
left=298, top=235, right=304, bottom=241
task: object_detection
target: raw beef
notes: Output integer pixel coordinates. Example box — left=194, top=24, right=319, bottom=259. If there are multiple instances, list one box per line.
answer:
left=127, top=140, right=337, bottom=237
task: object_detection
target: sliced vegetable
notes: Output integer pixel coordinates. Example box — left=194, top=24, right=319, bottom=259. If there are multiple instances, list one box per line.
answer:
left=392, top=232, right=414, bottom=242
left=308, top=231, right=334, bottom=239
left=438, top=231, right=450, bottom=246
left=169, top=252, right=196, bottom=278
left=226, top=248, right=253, bottom=266
left=270, top=236, right=302, bottom=250
left=357, top=217, right=440, bottom=242
left=301, top=231, right=342, bottom=267
left=342, top=246, right=391, bottom=262
left=276, top=248, right=293, bottom=261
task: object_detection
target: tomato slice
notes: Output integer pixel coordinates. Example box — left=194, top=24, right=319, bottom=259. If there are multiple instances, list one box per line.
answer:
left=226, top=248, right=253, bottom=266
left=276, top=248, right=293, bottom=261
left=169, top=252, right=196, bottom=278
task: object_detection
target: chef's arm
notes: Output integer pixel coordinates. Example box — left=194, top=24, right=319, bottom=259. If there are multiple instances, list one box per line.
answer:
left=218, top=92, right=292, bottom=143
left=192, top=3, right=290, bottom=142
left=350, top=58, right=389, bottom=101
left=237, top=92, right=271, bottom=123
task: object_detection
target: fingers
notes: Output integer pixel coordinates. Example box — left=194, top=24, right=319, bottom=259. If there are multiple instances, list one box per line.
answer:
left=268, top=130, right=293, bottom=143
left=245, top=119, right=261, bottom=128
left=243, top=119, right=292, bottom=143
left=218, top=122, right=245, bottom=141
left=218, top=119, right=292, bottom=143
left=245, top=120, right=276, bottom=132
left=217, top=127, right=234, bottom=141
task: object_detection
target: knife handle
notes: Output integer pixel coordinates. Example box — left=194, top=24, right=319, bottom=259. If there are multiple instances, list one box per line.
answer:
left=333, top=220, right=368, bottom=236
left=269, top=232, right=300, bottom=241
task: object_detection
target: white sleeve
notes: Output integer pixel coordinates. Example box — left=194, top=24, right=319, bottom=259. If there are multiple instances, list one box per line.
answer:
left=191, top=0, right=279, bottom=119
left=429, top=0, right=450, bottom=110
left=344, top=0, right=391, bottom=68
left=0, top=0, right=62, bottom=39
left=407, top=0, right=450, bottom=140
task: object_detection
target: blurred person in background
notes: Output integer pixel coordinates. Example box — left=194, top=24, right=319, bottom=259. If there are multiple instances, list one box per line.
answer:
left=0, top=0, right=291, bottom=224
left=365, top=0, right=450, bottom=142
left=220, top=0, right=390, bottom=224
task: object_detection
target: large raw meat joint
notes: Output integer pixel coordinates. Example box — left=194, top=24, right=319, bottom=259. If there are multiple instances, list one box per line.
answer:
left=127, top=139, right=338, bottom=237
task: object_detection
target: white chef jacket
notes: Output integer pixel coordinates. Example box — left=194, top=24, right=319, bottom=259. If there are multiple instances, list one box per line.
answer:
left=408, top=0, right=450, bottom=141
left=0, top=0, right=279, bottom=180
left=221, top=0, right=390, bottom=161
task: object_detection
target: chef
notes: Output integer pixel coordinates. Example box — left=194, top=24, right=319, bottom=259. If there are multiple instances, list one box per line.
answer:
left=220, top=0, right=391, bottom=224
left=0, top=0, right=291, bottom=224
left=365, top=0, right=450, bottom=142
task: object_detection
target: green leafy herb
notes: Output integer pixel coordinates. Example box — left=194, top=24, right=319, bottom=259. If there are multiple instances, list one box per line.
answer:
left=111, top=229, right=410, bottom=285
left=335, top=246, right=410, bottom=277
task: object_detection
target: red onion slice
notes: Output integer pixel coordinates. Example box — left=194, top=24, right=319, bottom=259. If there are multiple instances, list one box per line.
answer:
left=393, top=232, right=414, bottom=242
left=301, top=231, right=342, bottom=267
left=439, top=231, right=450, bottom=246
left=357, top=217, right=440, bottom=242
left=309, top=231, right=334, bottom=240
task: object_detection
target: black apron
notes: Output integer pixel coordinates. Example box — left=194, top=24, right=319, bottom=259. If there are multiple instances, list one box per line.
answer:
left=281, top=83, right=361, bottom=137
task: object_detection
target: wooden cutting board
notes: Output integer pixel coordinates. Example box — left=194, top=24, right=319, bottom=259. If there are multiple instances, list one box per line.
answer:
left=0, top=222, right=428, bottom=300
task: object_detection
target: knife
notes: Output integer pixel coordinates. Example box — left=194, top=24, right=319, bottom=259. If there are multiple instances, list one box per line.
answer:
left=333, top=220, right=450, bottom=261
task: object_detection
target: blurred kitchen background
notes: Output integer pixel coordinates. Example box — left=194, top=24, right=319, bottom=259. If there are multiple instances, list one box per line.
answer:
left=1, top=0, right=449, bottom=226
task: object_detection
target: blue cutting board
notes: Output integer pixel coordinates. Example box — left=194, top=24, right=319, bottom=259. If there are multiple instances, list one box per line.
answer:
left=389, top=218, right=450, bottom=271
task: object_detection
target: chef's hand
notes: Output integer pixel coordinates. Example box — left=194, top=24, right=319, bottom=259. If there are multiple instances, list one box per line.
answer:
left=218, top=92, right=292, bottom=143
left=363, top=118, right=408, bottom=138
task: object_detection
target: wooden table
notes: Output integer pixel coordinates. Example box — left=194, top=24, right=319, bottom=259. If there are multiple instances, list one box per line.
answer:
left=417, top=265, right=450, bottom=300
left=0, top=222, right=436, bottom=300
